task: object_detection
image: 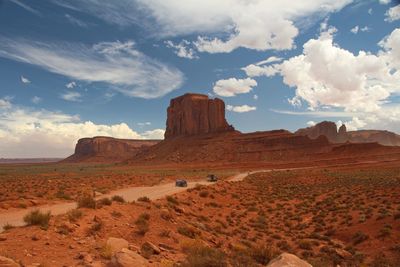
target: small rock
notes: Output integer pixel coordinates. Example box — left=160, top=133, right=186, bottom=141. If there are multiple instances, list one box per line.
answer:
left=140, top=241, right=160, bottom=259
left=335, top=248, right=352, bottom=259
left=106, top=237, right=129, bottom=254
left=0, top=255, right=20, bottom=267
left=266, top=253, right=312, bottom=267
left=0, top=236, right=7, bottom=241
left=110, top=248, right=148, bottom=267
left=31, top=235, right=39, bottom=241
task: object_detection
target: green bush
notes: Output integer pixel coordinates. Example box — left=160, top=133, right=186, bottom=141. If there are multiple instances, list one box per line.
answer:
left=23, top=209, right=51, bottom=229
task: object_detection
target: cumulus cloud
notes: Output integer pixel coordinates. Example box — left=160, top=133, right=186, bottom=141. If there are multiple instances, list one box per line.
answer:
left=53, top=0, right=352, bottom=53
left=385, top=5, right=400, bottom=22
left=60, top=91, right=82, bottom=102
left=137, top=122, right=151, bottom=126
left=307, top=121, right=316, bottom=126
left=249, top=27, right=400, bottom=132
left=213, top=78, right=257, bottom=97
left=350, top=25, right=370, bottom=34
left=165, top=40, right=198, bottom=59
left=0, top=39, right=184, bottom=99
left=20, top=75, right=30, bottom=84
left=0, top=101, right=165, bottom=158
left=226, top=104, right=256, bottom=113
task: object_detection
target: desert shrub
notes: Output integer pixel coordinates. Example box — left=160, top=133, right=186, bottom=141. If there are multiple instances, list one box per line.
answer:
left=178, top=225, right=201, bottom=239
left=249, top=244, right=278, bottom=265
left=298, top=240, right=312, bottom=250
left=199, top=190, right=209, bottom=198
left=55, top=190, right=72, bottom=200
left=135, top=213, right=150, bottom=235
left=87, top=220, right=103, bottom=235
left=111, top=211, right=122, bottom=218
left=352, top=231, right=369, bottom=245
left=181, top=241, right=227, bottom=267
left=98, top=197, right=112, bottom=206
left=67, top=209, right=83, bottom=222
left=3, top=223, right=14, bottom=231
left=23, top=209, right=51, bottom=229
left=111, top=195, right=125, bottom=203
left=137, top=196, right=151, bottom=203
left=77, top=194, right=96, bottom=209
left=166, top=195, right=179, bottom=205
left=159, top=229, right=171, bottom=237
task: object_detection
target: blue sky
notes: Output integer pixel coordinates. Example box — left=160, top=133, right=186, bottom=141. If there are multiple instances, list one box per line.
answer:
left=0, top=0, right=399, bottom=157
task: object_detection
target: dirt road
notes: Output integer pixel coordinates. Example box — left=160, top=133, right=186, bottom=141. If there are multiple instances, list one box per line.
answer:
left=0, top=171, right=259, bottom=232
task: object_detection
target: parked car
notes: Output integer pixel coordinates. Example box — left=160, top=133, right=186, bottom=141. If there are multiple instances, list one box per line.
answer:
left=175, top=179, right=188, bottom=187
left=207, top=174, right=218, bottom=182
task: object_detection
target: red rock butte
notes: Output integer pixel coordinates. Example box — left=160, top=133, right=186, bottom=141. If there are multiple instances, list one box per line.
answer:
left=164, top=93, right=234, bottom=139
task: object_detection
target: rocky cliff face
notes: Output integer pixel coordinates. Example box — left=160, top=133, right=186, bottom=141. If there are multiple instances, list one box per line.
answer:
left=296, top=121, right=400, bottom=146
left=295, top=121, right=341, bottom=142
left=164, top=93, right=234, bottom=139
left=64, top=137, right=160, bottom=162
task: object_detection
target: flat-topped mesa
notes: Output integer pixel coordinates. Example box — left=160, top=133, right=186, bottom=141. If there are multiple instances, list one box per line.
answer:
left=164, top=93, right=234, bottom=139
left=295, top=121, right=341, bottom=143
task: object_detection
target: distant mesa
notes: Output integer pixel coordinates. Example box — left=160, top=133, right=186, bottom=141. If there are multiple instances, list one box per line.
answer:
left=63, top=136, right=160, bottom=163
left=296, top=121, right=400, bottom=146
left=165, top=93, right=235, bottom=139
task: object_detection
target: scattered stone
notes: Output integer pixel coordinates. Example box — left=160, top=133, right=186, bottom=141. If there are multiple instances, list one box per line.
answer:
left=106, top=237, right=129, bottom=254
left=158, top=243, right=175, bottom=252
left=173, top=206, right=185, bottom=214
left=140, top=241, right=160, bottom=259
left=110, top=248, right=148, bottom=267
left=0, top=255, right=20, bottom=267
left=31, top=235, right=39, bottom=241
left=0, top=236, right=7, bottom=242
left=335, top=248, right=352, bottom=259
left=266, top=253, right=312, bottom=267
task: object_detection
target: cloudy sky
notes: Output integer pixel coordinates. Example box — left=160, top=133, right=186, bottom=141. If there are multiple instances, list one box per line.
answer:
left=0, top=0, right=399, bottom=158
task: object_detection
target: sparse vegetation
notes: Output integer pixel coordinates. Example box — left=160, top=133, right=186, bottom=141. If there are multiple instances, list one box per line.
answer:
left=77, top=194, right=96, bottom=209
left=111, top=195, right=125, bottom=203
left=23, top=209, right=51, bottom=229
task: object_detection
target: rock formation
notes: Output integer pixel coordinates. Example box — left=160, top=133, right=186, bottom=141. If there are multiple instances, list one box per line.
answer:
left=164, top=93, right=234, bottom=139
left=266, top=253, right=312, bottom=267
left=63, top=137, right=159, bottom=163
left=295, top=121, right=340, bottom=142
left=296, top=121, right=400, bottom=146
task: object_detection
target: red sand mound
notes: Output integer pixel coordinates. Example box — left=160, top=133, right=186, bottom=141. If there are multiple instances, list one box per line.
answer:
left=63, top=136, right=160, bottom=163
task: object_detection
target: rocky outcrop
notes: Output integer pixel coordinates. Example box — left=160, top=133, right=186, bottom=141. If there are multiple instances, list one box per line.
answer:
left=110, top=248, right=148, bottom=267
left=295, top=121, right=340, bottom=143
left=0, top=256, right=20, bottom=267
left=63, top=137, right=160, bottom=163
left=296, top=121, right=400, bottom=146
left=266, top=253, right=312, bottom=267
left=164, top=93, right=234, bottom=139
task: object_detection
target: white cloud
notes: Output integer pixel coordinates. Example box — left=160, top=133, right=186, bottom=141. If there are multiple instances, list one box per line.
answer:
left=60, top=91, right=82, bottom=102
left=0, top=39, right=184, bottom=99
left=165, top=40, right=198, bottom=59
left=307, top=121, right=316, bottom=126
left=65, top=14, right=89, bottom=27
left=253, top=94, right=258, bottom=100
left=0, top=98, right=12, bottom=109
left=350, top=25, right=359, bottom=34
left=351, top=25, right=370, bottom=34
left=141, top=129, right=165, bottom=139
left=54, top=1, right=353, bottom=53
left=213, top=78, right=257, bottom=97
left=255, top=56, right=283, bottom=66
left=226, top=104, right=256, bottom=113
left=242, top=64, right=279, bottom=77
left=368, top=8, right=373, bottom=15
left=385, top=5, right=400, bottom=22
left=137, top=122, right=151, bottom=126
left=9, top=0, right=41, bottom=15
left=0, top=101, right=164, bottom=158
left=66, top=81, right=76, bottom=89
left=379, top=0, right=391, bottom=4
left=31, top=96, right=42, bottom=104
left=20, top=75, right=30, bottom=84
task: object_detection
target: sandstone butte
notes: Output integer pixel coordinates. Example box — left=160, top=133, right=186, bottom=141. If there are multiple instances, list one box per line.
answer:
left=164, top=93, right=234, bottom=139
left=65, top=93, right=400, bottom=164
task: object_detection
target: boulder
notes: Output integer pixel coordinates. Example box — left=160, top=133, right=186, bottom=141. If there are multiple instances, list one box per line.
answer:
left=266, top=253, right=312, bottom=267
left=106, top=237, right=129, bottom=254
left=0, top=256, right=20, bottom=267
left=110, top=248, right=148, bottom=267
left=164, top=93, right=234, bottom=139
